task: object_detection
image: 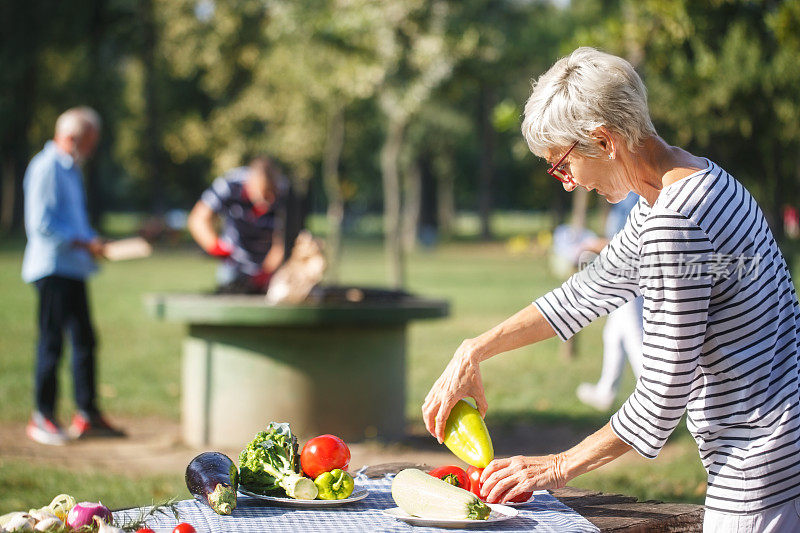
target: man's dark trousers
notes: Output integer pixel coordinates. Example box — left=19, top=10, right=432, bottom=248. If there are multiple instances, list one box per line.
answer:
left=34, top=275, right=97, bottom=419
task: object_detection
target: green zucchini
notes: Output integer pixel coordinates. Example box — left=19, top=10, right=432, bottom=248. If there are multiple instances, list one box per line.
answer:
left=391, top=468, right=491, bottom=520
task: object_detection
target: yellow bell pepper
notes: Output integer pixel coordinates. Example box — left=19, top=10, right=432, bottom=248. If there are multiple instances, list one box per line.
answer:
left=443, top=399, right=494, bottom=467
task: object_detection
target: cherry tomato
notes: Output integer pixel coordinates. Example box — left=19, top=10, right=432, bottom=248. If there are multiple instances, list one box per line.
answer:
left=300, top=434, right=351, bottom=479
left=172, top=524, right=196, bottom=533
left=136, top=529, right=156, bottom=533
left=466, top=465, right=484, bottom=499
left=428, top=465, right=469, bottom=489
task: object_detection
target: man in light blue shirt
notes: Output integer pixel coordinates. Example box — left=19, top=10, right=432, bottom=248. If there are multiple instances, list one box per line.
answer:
left=22, top=107, right=123, bottom=445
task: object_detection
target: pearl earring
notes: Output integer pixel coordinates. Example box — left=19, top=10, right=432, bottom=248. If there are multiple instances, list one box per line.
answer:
left=608, top=154, right=614, bottom=160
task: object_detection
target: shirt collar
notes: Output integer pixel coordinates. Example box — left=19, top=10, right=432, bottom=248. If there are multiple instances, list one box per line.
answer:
left=46, top=140, right=77, bottom=169
left=241, top=186, right=271, bottom=217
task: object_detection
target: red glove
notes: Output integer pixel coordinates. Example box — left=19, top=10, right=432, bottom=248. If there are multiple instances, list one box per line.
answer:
left=251, top=270, right=272, bottom=290
left=207, top=238, right=232, bottom=258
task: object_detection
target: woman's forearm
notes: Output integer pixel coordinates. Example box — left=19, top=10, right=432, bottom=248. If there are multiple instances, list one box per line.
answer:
left=558, top=423, right=632, bottom=483
left=470, top=304, right=557, bottom=362
left=424, top=304, right=557, bottom=442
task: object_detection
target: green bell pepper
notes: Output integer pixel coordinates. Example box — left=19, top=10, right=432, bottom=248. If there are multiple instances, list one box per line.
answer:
left=443, top=399, right=494, bottom=468
left=314, top=469, right=355, bottom=500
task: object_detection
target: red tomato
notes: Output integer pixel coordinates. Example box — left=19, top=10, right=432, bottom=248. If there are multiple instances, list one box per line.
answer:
left=300, top=434, right=351, bottom=478
left=172, top=524, right=196, bottom=533
left=508, top=490, right=534, bottom=503
left=466, top=465, right=484, bottom=499
left=136, top=530, right=156, bottom=533
left=467, top=465, right=533, bottom=503
left=428, top=465, right=468, bottom=489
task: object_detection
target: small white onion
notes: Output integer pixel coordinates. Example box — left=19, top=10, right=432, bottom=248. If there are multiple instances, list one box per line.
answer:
left=93, top=516, right=125, bottom=533
left=33, top=518, right=65, bottom=532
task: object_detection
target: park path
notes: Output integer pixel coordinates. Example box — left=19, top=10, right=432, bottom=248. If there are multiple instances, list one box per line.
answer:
left=0, top=416, right=598, bottom=477
left=0, top=416, right=685, bottom=480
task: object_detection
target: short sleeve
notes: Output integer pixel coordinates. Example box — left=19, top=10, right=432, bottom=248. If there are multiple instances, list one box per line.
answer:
left=200, top=177, right=231, bottom=213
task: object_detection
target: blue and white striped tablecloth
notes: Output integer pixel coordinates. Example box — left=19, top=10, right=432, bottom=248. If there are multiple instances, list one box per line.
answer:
left=116, top=475, right=599, bottom=532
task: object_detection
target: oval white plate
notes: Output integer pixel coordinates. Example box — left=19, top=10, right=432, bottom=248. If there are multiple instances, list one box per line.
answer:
left=383, top=503, right=518, bottom=528
left=238, top=487, right=369, bottom=507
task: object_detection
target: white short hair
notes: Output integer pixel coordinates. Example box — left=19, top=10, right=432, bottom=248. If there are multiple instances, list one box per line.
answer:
left=521, top=47, right=656, bottom=158
left=55, top=106, right=102, bottom=139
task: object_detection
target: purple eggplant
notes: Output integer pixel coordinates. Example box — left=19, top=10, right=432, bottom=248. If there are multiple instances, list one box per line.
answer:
left=185, top=451, right=238, bottom=515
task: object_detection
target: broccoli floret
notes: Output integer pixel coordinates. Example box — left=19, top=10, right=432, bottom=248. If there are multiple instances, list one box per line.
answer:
left=239, top=431, right=280, bottom=494
left=238, top=422, right=318, bottom=500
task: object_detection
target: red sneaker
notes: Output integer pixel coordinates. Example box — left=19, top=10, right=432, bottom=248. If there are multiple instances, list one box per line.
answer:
left=26, top=412, right=68, bottom=446
left=68, top=411, right=126, bottom=439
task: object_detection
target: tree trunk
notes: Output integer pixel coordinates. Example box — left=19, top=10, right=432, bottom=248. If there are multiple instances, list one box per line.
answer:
left=140, top=0, right=164, bottom=215
left=418, top=151, right=439, bottom=246
left=437, top=155, right=455, bottom=239
left=478, top=84, right=495, bottom=240
left=83, top=0, right=105, bottom=228
left=322, top=106, right=346, bottom=283
left=560, top=186, right=589, bottom=361
left=1, top=157, right=15, bottom=233
left=402, top=157, right=422, bottom=252
left=570, top=187, right=589, bottom=232
left=622, top=0, right=644, bottom=68
left=771, top=141, right=785, bottom=241
left=380, top=115, right=407, bottom=289
left=0, top=2, right=37, bottom=233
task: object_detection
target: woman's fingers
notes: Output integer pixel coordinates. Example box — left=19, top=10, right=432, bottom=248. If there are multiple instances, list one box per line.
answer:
left=474, top=386, right=489, bottom=418
left=421, top=396, right=439, bottom=437
left=433, top=397, right=457, bottom=443
left=484, top=474, right=517, bottom=503
left=499, top=484, right=526, bottom=504
left=480, top=459, right=514, bottom=497
left=481, top=458, right=511, bottom=484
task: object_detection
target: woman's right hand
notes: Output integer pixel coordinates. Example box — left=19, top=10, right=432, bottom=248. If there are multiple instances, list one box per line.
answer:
left=422, top=339, right=489, bottom=443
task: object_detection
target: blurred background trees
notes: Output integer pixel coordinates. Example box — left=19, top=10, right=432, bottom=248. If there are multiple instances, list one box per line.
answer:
left=1, top=0, right=798, bottom=280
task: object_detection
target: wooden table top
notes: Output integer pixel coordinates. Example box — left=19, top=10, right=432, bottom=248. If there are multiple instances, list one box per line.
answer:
left=362, top=463, right=704, bottom=532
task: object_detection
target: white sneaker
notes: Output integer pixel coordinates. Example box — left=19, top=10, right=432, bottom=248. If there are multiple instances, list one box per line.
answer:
left=26, top=411, right=68, bottom=446
left=576, top=383, right=615, bottom=411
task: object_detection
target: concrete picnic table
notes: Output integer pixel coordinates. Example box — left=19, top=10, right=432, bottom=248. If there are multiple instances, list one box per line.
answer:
left=365, top=463, right=705, bottom=532
left=115, top=462, right=703, bottom=532
left=145, top=292, right=449, bottom=448
left=364, top=463, right=703, bottom=533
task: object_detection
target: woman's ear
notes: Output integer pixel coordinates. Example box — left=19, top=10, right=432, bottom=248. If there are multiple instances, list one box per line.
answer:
left=591, top=126, right=616, bottom=160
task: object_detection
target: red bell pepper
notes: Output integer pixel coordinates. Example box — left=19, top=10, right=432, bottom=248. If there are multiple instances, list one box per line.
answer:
left=428, top=465, right=469, bottom=489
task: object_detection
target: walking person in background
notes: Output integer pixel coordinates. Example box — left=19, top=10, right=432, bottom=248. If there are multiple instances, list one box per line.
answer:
left=22, top=106, right=124, bottom=445
left=188, top=156, right=287, bottom=294
left=576, top=191, right=643, bottom=411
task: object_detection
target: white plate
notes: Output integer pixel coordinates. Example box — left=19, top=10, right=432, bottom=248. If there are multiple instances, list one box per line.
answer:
left=383, top=504, right=518, bottom=528
left=238, top=487, right=369, bottom=507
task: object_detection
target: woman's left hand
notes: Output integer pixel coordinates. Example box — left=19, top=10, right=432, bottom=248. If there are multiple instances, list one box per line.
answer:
left=480, top=454, right=567, bottom=503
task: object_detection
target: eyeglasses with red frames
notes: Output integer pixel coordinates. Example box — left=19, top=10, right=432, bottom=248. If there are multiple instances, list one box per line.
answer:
left=547, top=140, right=579, bottom=185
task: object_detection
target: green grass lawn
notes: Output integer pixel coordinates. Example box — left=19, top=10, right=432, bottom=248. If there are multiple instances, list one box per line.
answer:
left=7, top=215, right=794, bottom=513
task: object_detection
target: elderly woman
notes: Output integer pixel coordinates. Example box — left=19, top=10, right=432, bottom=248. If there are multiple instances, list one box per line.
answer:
left=422, top=47, right=800, bottom=532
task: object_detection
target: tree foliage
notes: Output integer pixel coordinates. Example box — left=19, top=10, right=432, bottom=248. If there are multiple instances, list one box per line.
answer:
left=1, top=0, right=798, bottom=270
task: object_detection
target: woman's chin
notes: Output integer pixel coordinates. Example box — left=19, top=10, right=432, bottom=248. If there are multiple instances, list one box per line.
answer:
left=602, top=191, right=626, bottom=204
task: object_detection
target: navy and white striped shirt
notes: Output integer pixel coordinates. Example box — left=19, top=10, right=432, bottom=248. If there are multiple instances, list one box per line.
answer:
left=201, top=167, right=285, bottom=276
left=535, top=160, right=800, bottom=514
